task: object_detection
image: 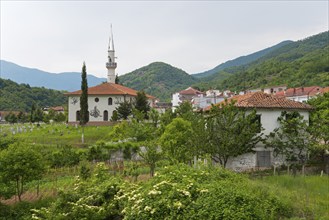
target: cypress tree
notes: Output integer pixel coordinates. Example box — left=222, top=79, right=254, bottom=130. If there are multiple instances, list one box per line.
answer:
left=79, top=62, right=88, bottom=144
left=80, top=62, right=89, bottom=125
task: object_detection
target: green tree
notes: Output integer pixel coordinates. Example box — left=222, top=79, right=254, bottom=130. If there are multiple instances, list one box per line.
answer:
left=115, top=74, right=120, bottom=84
left=206, top=101, right=263, bottom=167
left=80, top=62, right=89, bottom=143
left=134, top=91, right=150, bottom=118
left=159, top=118, right=193, bottom=164
left=0, top=142, right=46, bottom=201
left=17, top=111, right=28, bottom=123
left=29, top=103, right=36, bottom=122
left=308, top=93, right=329, bottom=146
left=307, top=93, right=329, bottom=168
left=5, top=112, right=17, bottom=124
left=116, top=100, right=132, bottom=120
left=264, top=111, right=313, bottom=175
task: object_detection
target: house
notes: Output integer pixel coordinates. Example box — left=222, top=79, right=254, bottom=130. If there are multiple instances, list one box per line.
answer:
left=153, top=101, right=172, bottom=114
left=192, top=90, right=235, bottom=110
left=172, top=87, right=204, bottom=111
left=204, top=92, right=313, bottom=171
left=263, top=85, right=287, bottom=94
left=275, top=86, right=322, bottom=102
left=43, top=106, right=65, bottom=114
left=65, top=27, right=155, bottom=125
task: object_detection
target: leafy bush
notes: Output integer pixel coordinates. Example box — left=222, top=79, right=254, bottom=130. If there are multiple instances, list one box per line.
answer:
left=118, top=164, right=292, bottom=219
left=32, top=163, right=124, bottom=220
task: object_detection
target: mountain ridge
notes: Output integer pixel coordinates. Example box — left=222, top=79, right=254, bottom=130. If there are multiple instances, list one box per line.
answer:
left=193, top=40, right=293, bottom=78
left=0, top=60, right=106, bottom=92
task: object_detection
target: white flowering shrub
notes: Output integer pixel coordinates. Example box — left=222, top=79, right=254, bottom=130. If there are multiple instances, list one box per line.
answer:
left=32, top=163, right=124, bottom=220
left=118, top=164, right=292, bottom=220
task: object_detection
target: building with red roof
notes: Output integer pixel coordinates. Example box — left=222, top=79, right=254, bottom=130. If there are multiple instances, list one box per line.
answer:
left=65, top=29, right=155, bottom=125
left=275, top=86, right=323, bottom=102
left=204, top=92, right=313, bottom=171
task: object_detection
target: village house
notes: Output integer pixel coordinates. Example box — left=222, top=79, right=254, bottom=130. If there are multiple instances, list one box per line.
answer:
left=65, top=28, right=155, bottom=125
left=171, top=87, right=204, bottom=111
left=204, top=92, right=313, bottom=171
left=275, top=86, right=326, bottom=102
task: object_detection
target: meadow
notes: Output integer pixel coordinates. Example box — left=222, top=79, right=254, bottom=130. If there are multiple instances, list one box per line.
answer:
left=0, top=123, right=113, bottom=146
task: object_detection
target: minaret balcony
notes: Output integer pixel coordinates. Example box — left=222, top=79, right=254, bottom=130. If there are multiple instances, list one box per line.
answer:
left=106, top=62, right=117, bottom=68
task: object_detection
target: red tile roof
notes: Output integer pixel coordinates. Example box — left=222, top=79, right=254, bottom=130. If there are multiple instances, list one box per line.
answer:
left=321, top=87, right=329, bottom=94
left=275, top=86, right=322, bottom=97
left=204, top=92, right=313, bottom=111
left=65, top=83, right=155, bottom=99
left=179, top=87, right=204, bottom=95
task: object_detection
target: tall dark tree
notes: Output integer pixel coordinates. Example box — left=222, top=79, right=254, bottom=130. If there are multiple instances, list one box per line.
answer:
left=80, top=62, right=89, bottom=143
left=115, top=74, right=120, bottom=84
left=134, top=91, right=150, bottom=118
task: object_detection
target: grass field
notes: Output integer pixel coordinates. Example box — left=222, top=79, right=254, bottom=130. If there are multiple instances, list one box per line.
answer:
left=0, top=123, right=113, bottom=146
left=253, top=175, right=329, bottom=219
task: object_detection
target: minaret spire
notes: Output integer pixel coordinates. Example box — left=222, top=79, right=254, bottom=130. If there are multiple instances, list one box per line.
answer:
left=106, top=24, right=117, bottom=83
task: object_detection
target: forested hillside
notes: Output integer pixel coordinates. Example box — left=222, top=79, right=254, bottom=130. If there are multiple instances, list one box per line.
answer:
left=193, top=40, right=292, bottom=78
left=196, top=31, right=329, bottom=91
left=119, top=62, right=199, bottom=101
left=0, top=78, right=67, bottom=112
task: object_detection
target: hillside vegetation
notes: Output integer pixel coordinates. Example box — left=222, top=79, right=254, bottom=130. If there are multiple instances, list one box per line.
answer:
left=196, top=31, right=329, bottom=91
left=193, top=40, right=292, bottom=78
left=119, top=62, right=199, bottom=101
left=0, top=78, right=67, bottom=112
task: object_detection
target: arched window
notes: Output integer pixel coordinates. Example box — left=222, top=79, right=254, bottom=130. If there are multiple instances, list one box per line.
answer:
left=108, top=97, right=113, bottom=105
left=103, top=110, right=108, bottom=121
left=76, top=111, right=80, bottom=121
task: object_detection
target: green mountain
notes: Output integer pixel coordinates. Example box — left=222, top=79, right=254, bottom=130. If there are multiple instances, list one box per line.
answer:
left=193, top=40, right=292, bottom=78
left=0, top=78, right=67, bottom=112
left=195, top=31, right=329, bottom=91
left=119, top=62, right=199, bottom=101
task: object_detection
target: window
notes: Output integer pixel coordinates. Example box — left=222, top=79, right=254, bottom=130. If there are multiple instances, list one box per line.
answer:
left=103, top=110, right=108, bottom=121
left=257, top=151, right=271, bottom=167
left=95, top=97, right=99, bottom=102
left=76, top=111, right=80, bottom=121
left=108, top=97, right=113, bottom=105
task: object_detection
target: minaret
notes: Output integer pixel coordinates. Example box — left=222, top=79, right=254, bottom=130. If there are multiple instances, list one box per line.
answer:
left=106, top=25, right=117, bottom=83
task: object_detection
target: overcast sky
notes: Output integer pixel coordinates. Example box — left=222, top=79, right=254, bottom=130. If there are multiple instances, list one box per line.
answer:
left=1, top=1, right=328, bottom=78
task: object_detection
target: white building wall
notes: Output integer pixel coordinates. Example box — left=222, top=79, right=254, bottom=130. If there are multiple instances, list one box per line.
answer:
left=68, top=95, right=136, bottom=122
left=171, top=92, right=180, bottom=111
left=225, top=108, right=309, bottom=171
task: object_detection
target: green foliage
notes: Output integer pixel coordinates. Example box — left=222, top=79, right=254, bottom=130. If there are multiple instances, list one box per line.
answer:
left=0, top=142, right=46, bottom=201
left=194, top=40, right=292, bottom=78
left=116, top=100, right=132, bottom=120
left=49, top=145, right=80, bottom=168
left=206, top=101, right=263, bottom=167
left=32, top=163, right=124, bottom=220
left=160, top=118, right=193, bottom=163
left=134, top=91, right=150, bottom=118
left=308, top=93, right=329, bottom=146
left=119, top=164, right=291, bottom=220
left=79, top=62, right=89, bottom=125
left=195, top=31, right=329, bottom=91
left=4, top=112, right=17, bottom=123
left=119, top=62, right=199, bottom=101
left=255, top=175, right=329, bottom=219
left=264, top=111, right=313, bottom=166
left=0, top=78, right=67, bottom=112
